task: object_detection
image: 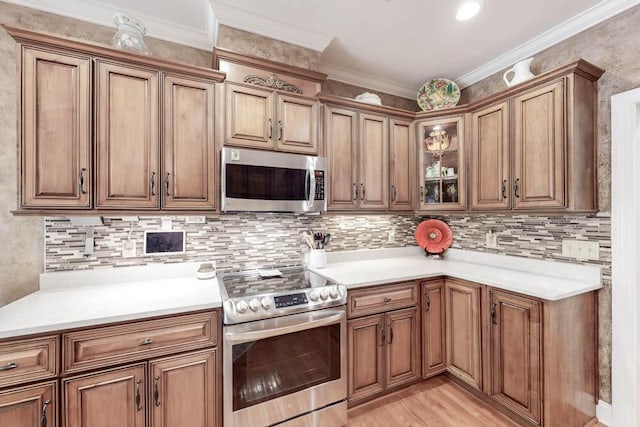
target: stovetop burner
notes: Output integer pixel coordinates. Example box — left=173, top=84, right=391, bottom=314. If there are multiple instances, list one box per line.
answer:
left=219, top=267, right=346, bottom=325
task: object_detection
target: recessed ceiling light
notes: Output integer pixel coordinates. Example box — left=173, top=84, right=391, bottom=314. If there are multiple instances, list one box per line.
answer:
left=456, top=0, right=485, bottom=21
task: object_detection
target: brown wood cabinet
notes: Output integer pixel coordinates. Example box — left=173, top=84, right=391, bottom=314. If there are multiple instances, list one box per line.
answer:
left=470, top=62, right=603, bottom=212
left=0, top=335, right=58, bottom=388
left=445, top=279, right=482, bottom=390
left=20, top=47, right=91, bottom=209
left=325, top=106, right=388, bottom=210
left=0, top=381, right=57, bottom=427
left=389, top=118, right=415, bottom=211
left=421, top=279, right=446, bottom=378
left=96, top=61, right=160, bottom=209
left=488, top=289, right=542, bottom=425
left=347, top=282, right=420, bottom=405
left=149, top=349, right=218, bottom=427
left=162, top=74, right=216, bottom=209
left=416, top=115, right=467, bottom=211
left=224, top=82, right=319, bottom=154
left=63, top=364, right=146, bottom=427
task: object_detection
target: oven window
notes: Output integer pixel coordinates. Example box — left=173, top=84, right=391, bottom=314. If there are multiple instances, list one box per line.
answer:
left=226, top=164, right=309, bottom=200
left=232, top=323, right=340, bottom=411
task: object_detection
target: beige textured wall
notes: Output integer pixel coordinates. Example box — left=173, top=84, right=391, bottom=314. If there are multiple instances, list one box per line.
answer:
left=217, top=24, right=418, bottom=111
left=0, top=1, right=212, bottom=306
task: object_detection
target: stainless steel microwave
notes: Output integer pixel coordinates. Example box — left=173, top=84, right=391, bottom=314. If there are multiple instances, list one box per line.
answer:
left=221, top=147, right=327, bottom=212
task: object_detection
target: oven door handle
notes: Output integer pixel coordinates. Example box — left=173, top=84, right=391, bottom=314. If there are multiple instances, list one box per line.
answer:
left=224, top=309, right=345, bottom=343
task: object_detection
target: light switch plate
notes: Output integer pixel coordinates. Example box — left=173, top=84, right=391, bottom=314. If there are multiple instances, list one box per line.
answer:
left=562, top=239, right=599, bottom=261
left=122, top=240, right=137, bottom=258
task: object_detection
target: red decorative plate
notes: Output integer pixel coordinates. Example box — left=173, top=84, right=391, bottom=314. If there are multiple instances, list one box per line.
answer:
left=414, top=219, right=453, bottom=254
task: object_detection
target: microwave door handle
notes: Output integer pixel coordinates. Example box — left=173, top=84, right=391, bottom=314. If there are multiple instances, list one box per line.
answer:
left=306, top=165, right=316, bottom=210
left=225, top=309, right=345, bottom=343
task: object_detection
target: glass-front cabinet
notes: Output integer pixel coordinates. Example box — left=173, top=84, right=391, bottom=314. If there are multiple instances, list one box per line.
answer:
left=417, top=115, right=466, bottom=210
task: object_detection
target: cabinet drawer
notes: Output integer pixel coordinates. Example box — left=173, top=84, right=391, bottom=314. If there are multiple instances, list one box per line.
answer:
left=0, top=336, right=58, bottom=388
left=63, top=311, right=217, bottom=374
left=348, top=282, right=418, bottom=318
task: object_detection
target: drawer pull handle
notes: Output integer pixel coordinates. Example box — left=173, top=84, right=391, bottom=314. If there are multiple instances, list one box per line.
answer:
left=0, top=361, right=18, bottom=371
left=514, top=178, right=520, bottom=199
left=388, top=323, right=394, bottom=345
left=501, top=180, right=507, bottom=199
left=353, top=183, right=358, bottom=201
left=383, top=297, right=392, bottom=303
left=140, top=338, right=154, bottom=346
left=425, top=295, right=431, bottom=312
left=379, top=324, right=385, bottom=347
left=268, top=118, right=273, bottom=139
left=491, top=302, right=498, bottom=325
left=150, top=172, right=156, bottom=196
left=278, top=120, right=283, bottom=141
left=41, top=399, right=51, bottom=426
left=79, top=168, right=87, bottom=194
left=154, top=375, right=161, bottom=406
left=135, top=379, right=143, bottom=411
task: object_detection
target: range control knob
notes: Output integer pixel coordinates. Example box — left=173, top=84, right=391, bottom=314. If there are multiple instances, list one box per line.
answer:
left=329, top=286, right=339, bottom=299
left=261, top=297, right=272, bottom=310
left=320, top=288, right=330, bottom=300
left=236, top=300, right=248, bottom=314
left=248, top=298, right=260, bottom=312
left=309, top=290, right=320, bottom=301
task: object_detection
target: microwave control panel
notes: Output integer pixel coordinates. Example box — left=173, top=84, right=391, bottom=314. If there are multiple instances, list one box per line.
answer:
left=315, top=171, right=325, bottom=200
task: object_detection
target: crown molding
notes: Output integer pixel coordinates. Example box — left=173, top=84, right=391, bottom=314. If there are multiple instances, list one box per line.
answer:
left=320, top=62, right=416, bottom=99
left=4, top=0, right=216, bottom=51
left=211, top=0, right=333, bottom=52
left=456, top=0, right=640, bottom=88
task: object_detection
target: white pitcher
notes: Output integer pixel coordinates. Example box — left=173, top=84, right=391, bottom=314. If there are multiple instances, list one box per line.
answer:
left=503, top=57, right=535, bottom=87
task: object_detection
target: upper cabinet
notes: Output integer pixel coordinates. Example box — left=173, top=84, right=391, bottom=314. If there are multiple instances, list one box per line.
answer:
left=470, top=61, right=604, bottom=212
left=389, top=119, right=416, bottom=211
left=7, top=26, right=225, bottom=213
left=416, top=114, right=467, bottom=211
left=214, top=48, right=325, bottom=155
left=20, top=47, right=91, bottom=209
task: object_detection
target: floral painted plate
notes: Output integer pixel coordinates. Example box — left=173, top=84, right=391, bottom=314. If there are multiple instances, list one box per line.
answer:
left=414, top=219, right=453, bottom=254
left=417, top=78, right=461, bottom=111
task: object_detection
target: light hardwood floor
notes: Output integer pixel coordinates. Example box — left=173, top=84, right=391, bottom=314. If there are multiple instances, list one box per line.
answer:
left=348, top=375, right=605, bottom=427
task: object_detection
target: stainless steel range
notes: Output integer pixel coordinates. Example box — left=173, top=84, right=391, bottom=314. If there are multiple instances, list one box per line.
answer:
left=219, top=267, right=347, bottom=427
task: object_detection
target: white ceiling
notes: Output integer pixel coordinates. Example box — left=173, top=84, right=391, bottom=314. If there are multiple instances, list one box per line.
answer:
left=7, top=0, right=640, bottom=98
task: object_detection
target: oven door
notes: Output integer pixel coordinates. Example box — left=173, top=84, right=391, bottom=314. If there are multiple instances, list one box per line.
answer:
left=221, top=147, right=326, bottom=212
left=223, top=308, right=346, bottom=427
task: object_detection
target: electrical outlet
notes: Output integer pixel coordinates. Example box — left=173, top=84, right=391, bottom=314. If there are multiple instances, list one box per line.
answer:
left=387, top=226, right=396, bottom=244
left=485, top=230, right=497, bottom=248
left=562, top=239, right=599, bottom=261
left=186, top=216, right=206, bottom=224
left=122, top=240, right=137, bottom=258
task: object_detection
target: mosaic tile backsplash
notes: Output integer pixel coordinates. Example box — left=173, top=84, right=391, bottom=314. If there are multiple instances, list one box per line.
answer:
left=44, top=212, right=611, bottom=401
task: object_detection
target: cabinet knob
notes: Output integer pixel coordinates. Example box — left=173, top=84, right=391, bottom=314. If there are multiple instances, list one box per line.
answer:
left=140, top=338, right=154, bottom=346
left=383, top=297, right=392, bottom=303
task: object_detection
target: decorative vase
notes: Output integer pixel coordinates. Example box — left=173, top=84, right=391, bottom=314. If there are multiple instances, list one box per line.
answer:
left=112, top=13, right=149, bottom=55
left=503, top=57, right=535, bottom=87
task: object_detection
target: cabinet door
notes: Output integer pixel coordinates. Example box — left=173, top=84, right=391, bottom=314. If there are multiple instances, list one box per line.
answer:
left=150, top=349, right=217, bottom=427
left=0, top=381, right=57, bottom=427
left=162, top=75, right=215, bottom=209
left=275, top=94, right=318, bottom=154
left=471, top=101, right=510, bottom=210
left=63, top=364, right=145, bottom=427
left=513, top=79, right=565, bottom=209
left=389, top=118, right=415, bottom=211
left=225, top=83, right=273, bottom=149
left=359, top=113, right=388, bottom=210
left=422, top=280, right=446, bottom=378
left=445, top=279, right=482, bottom=389
left=96, top=61, right=159, bottom=208
left=347, top=314, right=384, bottom=403
left=385, top=308, right=420, bottom=389
left=489, top=290, right=542, bottom=424
left=325, top=106, right=358, bottom=210
left=21, top=48, right=91, bottom=208
left=418, top=116, right=466, bottom=210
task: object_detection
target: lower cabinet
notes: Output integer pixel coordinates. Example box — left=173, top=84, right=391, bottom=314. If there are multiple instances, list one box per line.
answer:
left=347, top=287, right=420, bottom=406
left=488, top=289, right=542, bottom=425
left=445, top=279, right=482, bottom=390
left=63, top=348, right=218, bottom=427
left=0, top=381, right=57, bottom=427
left=421, top=279, right=446, bottom=378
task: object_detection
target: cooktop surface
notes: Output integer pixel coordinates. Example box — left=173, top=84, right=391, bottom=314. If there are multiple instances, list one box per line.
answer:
left=220, top=267, right=330, bottom=299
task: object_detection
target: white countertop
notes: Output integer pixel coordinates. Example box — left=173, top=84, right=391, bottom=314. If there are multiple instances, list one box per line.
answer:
left=0, top=263, right=221, bottom=339
left=0, top=248, right=601, bottom=340
left=309, top=247, right=602, bottom=300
